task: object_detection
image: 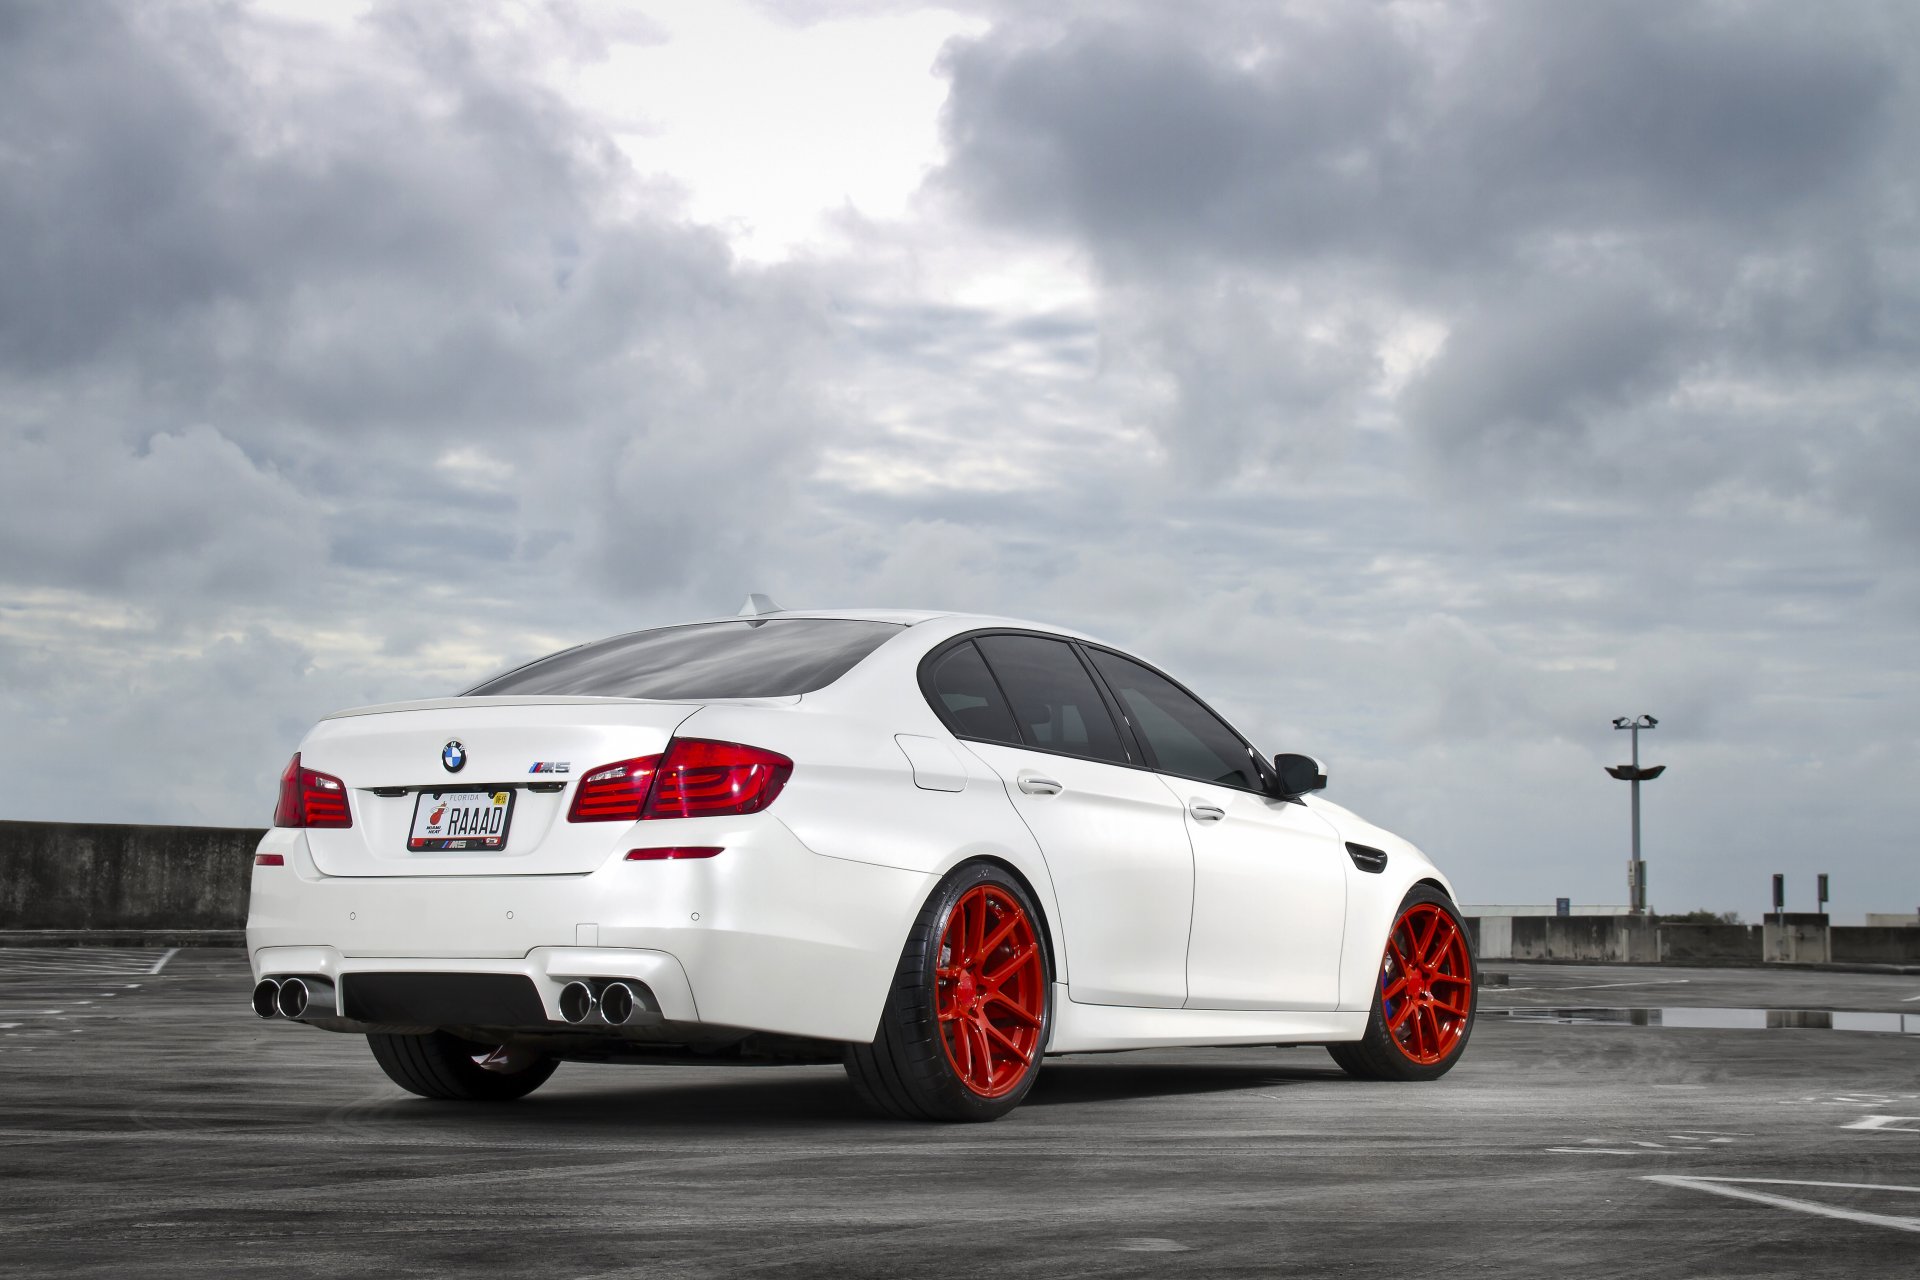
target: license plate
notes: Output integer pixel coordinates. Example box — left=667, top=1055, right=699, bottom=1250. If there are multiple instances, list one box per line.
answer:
left=408, top=789, right=514, bottom=851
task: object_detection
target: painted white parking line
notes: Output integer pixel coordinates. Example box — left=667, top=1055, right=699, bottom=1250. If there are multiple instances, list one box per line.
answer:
left=1497, top=979, right=1693, bottom=994
left=1843, top=1116, right=1920, bottom=1132
left=0, top=949, right=177, bottom=977
left=1645, top=1176, right=1920, bottom=1234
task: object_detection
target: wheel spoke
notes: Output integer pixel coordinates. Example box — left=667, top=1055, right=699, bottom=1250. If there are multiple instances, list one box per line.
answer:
left=971, top=1020, right=996, bottom=1084
left=983, top=943, right=1036, bottom=986
left=984, top=990, right=1042, bottom=1025
left=973, top=895, right=989, bottom=962
left=1381, top=974, right=1409, bottom=1000
left=979, top=913, right=1020, bottom=960
left=1432, top=996, right=1469, bottom=1017
left=1423, top=919, right=1455, bottom=966
left=1413, top=911, right=1440, bottom=962
left=1387, top=998, right=1417, bottom=1031
left=982, top=1019, right=1033, bottom=1062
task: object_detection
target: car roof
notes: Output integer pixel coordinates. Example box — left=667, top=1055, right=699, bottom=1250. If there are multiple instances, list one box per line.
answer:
left=668, top=608, right=1101, bottom=642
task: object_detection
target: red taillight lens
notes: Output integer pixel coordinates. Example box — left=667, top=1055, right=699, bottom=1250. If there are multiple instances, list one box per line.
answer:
left=568, top=740, right=792, bottom=824
left=567, top=754, right=664, bottom=823
left=624, top=846, right=725, bottom=861
left=272, top=753, right=352, bottom=829
left=642, top=739, right=792, bottom=819
left=255, top=853, right=285, bottom=867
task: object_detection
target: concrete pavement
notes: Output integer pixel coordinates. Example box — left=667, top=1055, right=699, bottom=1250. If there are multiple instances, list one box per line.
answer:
left=2, top=951, right=1917, bottom=1278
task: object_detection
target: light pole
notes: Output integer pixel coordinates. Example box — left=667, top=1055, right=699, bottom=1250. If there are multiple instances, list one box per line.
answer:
left=1606, top=715, right=1664, bottom=915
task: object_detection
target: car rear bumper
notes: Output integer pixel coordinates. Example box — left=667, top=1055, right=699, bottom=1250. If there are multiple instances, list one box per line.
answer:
left=246, top=817, right=936, bottom=1044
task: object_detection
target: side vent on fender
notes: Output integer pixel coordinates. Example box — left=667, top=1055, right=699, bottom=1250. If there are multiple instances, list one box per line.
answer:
left=1345, top=842, right=1388, bottom=874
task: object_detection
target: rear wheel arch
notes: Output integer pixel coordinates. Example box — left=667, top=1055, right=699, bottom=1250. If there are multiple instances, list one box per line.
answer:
left=946, top=853, right=1061, bottom=992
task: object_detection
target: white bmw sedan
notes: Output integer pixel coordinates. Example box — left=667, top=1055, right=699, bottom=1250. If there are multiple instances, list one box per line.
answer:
left=248, top=605, right=1475, bottom=1121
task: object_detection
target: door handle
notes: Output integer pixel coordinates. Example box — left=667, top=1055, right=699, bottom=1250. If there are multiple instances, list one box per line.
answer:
left=1017, top=772, right=1063, bottom=796
left=1189, top=800, right=1226, bottom=823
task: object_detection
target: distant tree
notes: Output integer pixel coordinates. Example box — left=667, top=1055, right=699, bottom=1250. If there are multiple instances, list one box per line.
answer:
left=1653, top=910, right=1743, bottom=926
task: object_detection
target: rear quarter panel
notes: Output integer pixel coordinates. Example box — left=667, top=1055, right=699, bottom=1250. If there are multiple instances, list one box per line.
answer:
left=676, top=698, right=1070, bottom=986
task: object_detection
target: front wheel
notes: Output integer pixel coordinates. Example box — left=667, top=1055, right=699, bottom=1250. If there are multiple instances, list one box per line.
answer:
left=367, top=1032, right=559, bottom=1101
left=846, top=863, right=1052, bottom=1122
left=1328, top=885, right=1477, bottom=1082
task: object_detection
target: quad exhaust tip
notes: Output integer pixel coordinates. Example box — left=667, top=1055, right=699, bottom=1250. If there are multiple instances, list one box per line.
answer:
left=252, top=975, right=336, bottom=1021
left=601, top=982, right=637, bottom=1026
left=276, top=977, right=311, bottom=1020
left=558, top=980, right=596, bottom=1025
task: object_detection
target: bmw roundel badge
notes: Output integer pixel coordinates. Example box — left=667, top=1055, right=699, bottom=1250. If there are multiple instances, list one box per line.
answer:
left=442, top=740, right=467, bottom=773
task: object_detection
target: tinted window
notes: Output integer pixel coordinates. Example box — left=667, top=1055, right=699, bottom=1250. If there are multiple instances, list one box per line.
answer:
left=925, top=642, right=1022, bottom=745
left=465, top=619, right=903, bottom=700
left=1087, top=649, right=1264, bottom=791
left=974, top=635, right=1129, bottom=765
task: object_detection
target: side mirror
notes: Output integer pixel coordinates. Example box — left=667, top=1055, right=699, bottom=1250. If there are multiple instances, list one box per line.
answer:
left=1272, top=753, right=1327, bottom=799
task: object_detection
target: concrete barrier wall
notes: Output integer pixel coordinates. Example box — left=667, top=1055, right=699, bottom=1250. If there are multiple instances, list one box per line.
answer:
left=1658, top=923, right=1761, bottom=963
left=1832, top=927, right=1920, bottom=964
left=1503, top=915, right=1660, bottom=963
left=1764, top=913, right=1831, bottom=964
left=0, top=820, right=262, bottom=932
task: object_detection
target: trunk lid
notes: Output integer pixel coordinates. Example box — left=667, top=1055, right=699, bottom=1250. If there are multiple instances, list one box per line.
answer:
left=297, top=697, right=698, bottom=877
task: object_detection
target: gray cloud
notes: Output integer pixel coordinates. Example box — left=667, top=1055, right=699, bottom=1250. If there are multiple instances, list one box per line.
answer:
left=2, top=0, right=1917, bottom=920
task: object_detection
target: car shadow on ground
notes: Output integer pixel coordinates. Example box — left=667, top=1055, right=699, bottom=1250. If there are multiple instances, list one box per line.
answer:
left=323, top=1058, right=1351, bottom=1133
left=1028, top=1059, right=1346, bottom=1106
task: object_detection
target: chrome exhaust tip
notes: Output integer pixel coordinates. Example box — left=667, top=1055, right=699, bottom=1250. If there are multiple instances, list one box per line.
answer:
left=251, top=979, right=282, bottom=1019
left=558, top=980, right=596, bottom=1025
left=276, top=977, right=311, bottom=1020
left=600, top=981, right=637, bottom=1026
left=278, top=976, right=337, bottom=1020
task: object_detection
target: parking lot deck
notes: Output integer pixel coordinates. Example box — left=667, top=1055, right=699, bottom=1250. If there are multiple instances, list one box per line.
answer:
left=2, top=951, right=1916, bottom=1277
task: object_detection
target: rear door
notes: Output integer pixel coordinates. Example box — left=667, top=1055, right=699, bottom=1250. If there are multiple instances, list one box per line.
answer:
left=930, top=635, right=1193, bottom=1009
left=1084, top=648, right=1347, bottom=1011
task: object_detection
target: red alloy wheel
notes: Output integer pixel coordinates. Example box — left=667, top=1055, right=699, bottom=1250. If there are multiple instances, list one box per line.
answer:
left=935, top=884, right=1046, bottom=1098
left=1379, top=902, right=1474, bottom=1065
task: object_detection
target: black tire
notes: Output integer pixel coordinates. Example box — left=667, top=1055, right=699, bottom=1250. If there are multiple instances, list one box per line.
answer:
left=1328, top=884, right=1478, bottom=1082
left=846, top=862, right=1053, bottom=1122
left=367, top=1032, right=559, bottom=1101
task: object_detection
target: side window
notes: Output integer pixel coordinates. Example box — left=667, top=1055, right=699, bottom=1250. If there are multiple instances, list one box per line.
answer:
left=1086, top=649, right=1264, bottom=792
left=924, top=642, right=1022, bottom=745
left=974, top=635, right=1130, bottom=766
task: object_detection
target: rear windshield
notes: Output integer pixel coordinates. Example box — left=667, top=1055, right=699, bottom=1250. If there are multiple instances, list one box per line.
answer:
left=463, top=619, right=905, bottom=700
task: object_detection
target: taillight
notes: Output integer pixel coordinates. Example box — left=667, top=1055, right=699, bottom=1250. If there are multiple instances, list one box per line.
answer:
left=645, top=738, right=792, bottom=818
left=567, top=755, right=663, bottom=822
left=625, top=846, right=725, bottom=861
left=273, top=753, right=352, bottom=829
left=568, top=739, right=793, bottom=824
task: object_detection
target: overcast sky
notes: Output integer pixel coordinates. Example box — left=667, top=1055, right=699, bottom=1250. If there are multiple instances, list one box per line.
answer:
left=3, top=0, right=1917, bottom=921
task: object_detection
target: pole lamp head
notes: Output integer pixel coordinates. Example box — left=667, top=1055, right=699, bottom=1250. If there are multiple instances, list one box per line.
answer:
left=1644, top=715, right=1658, bottom=728
left=1612, top=717, right=1629, bottom=728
